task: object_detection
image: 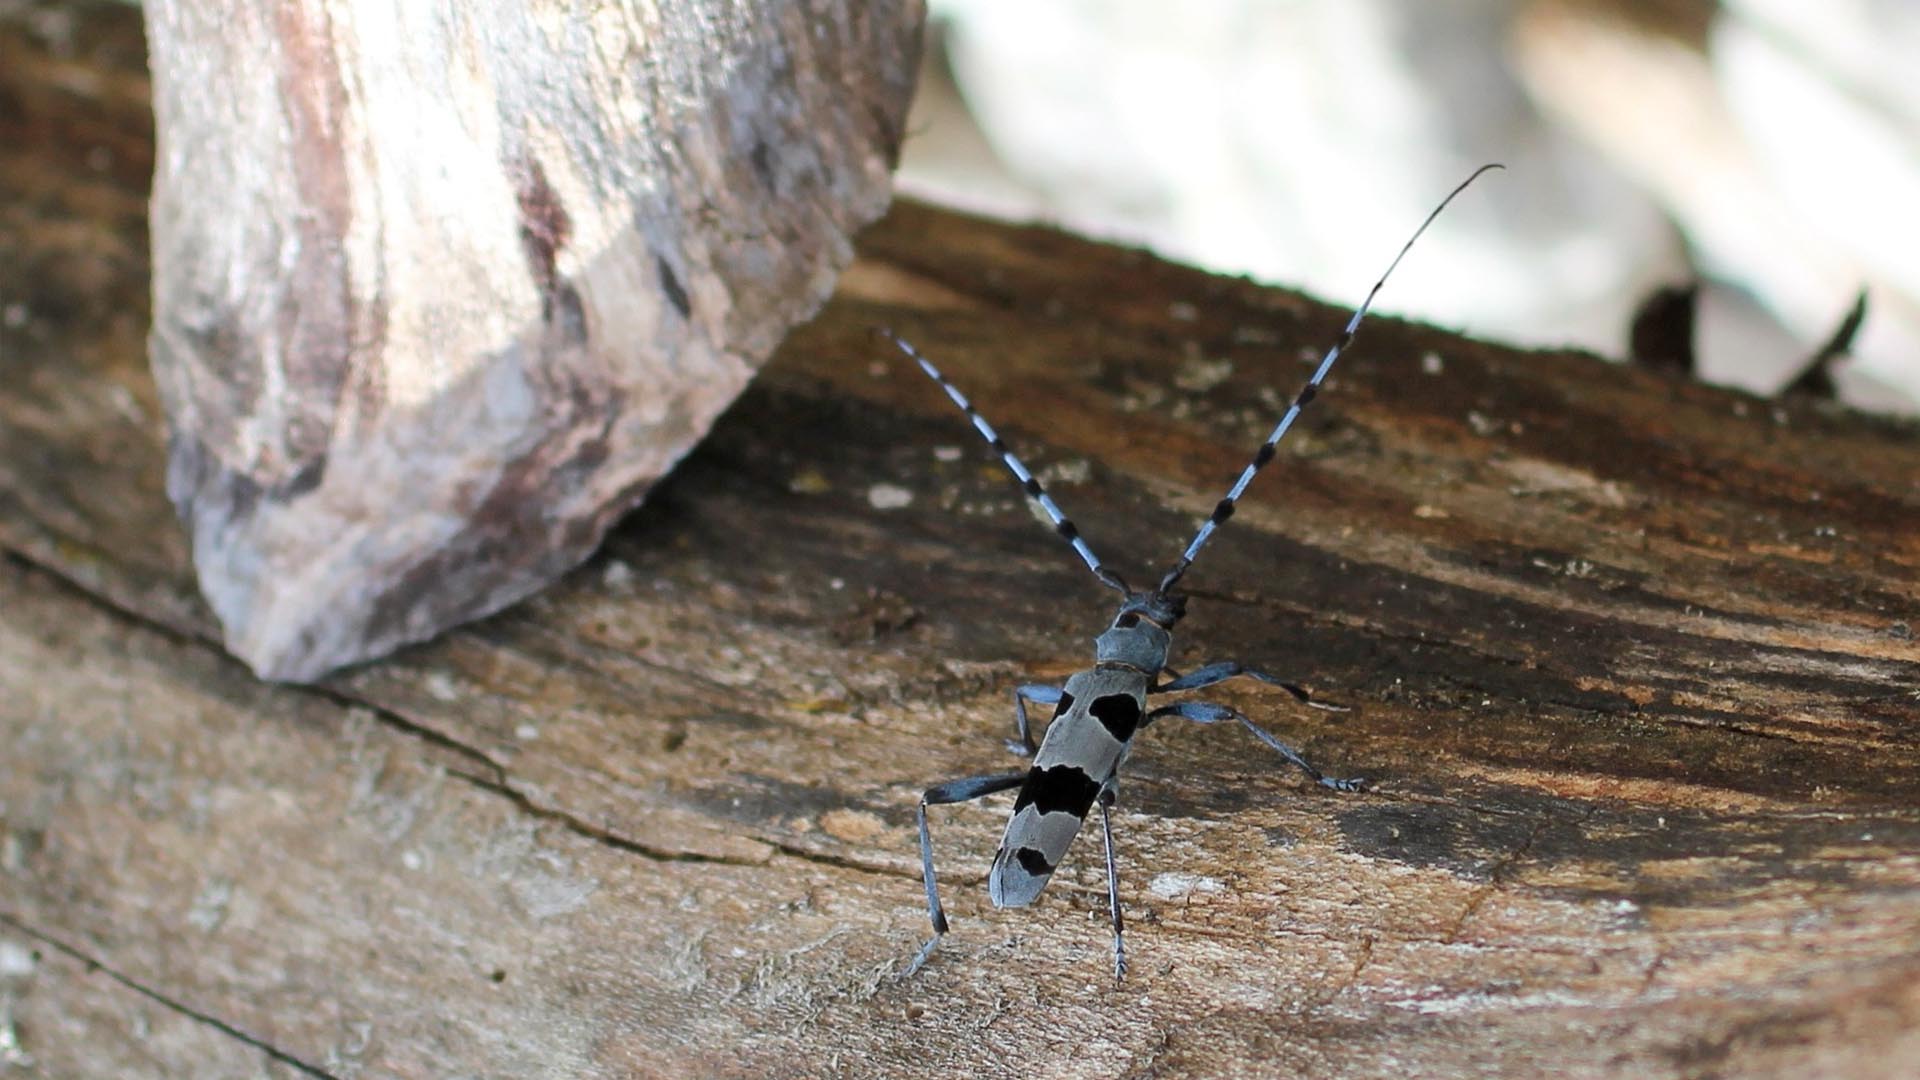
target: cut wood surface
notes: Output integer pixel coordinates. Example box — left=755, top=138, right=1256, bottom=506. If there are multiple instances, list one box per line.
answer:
left=4, top=5, right=1920, bottom=1078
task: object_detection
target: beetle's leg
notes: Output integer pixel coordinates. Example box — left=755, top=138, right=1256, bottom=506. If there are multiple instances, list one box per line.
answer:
left=908, top=771, right=1029, bottom=975
left=1010, top=684, right=1065, bottom=757
left=1151, top=661, right=1345, bottom=712
left=1146, top=701, right=1366, bottom=791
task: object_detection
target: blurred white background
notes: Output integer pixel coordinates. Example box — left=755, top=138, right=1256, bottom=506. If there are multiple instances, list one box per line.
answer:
left=894, top=0, right=1920, bottom=413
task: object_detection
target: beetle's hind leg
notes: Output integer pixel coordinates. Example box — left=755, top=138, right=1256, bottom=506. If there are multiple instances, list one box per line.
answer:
left=909, top=771, right=1028, bottom=975
left=1096, top=776, right=1129, bottom=979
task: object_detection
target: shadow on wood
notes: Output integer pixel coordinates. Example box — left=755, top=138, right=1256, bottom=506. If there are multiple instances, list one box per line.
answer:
left=3, top=4, right=1919, bottom=1077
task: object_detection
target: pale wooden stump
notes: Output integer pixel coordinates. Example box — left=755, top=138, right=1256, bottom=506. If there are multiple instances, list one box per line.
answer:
left=3, top=4, right=1919, bottom=1078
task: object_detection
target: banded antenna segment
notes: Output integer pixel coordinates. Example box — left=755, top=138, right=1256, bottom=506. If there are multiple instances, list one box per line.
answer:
left=880, top=329, right=1129, bottom=596
left=1158, top=163, right=1503, bottom=593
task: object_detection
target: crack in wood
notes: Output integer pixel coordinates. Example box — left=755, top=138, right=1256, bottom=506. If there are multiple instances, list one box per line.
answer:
left=0, top=545, right=907, bottom=882
left=11, top=9, right=1920, bottom=1068
left=0, top=913, right=339, bottom=1079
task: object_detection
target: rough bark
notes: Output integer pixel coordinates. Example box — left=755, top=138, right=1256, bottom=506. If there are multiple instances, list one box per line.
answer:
left=4, top=5, right=1919, bottom=1078
left=142, top=0, right=921, bottom=681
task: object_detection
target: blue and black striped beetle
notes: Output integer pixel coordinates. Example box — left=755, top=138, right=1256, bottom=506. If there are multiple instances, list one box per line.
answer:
left=887, top=165, right=1499, bottom=977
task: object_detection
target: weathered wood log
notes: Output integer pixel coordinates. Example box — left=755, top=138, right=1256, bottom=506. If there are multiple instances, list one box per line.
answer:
left=4, top=4, right=1920, bottom=1077
left=142, top=0, right=921, bottom=681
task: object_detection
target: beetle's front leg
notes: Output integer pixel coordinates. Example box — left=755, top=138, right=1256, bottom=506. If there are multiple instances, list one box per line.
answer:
left=1151, top=660, right=1345, bottom=711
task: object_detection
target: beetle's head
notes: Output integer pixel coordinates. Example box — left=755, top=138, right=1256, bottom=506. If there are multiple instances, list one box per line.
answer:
left=1093, top=590, right=1185, bottom=670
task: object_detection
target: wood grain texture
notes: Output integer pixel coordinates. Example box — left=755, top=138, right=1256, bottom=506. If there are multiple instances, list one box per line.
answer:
left=4, top=5, right=1920, bottom=1077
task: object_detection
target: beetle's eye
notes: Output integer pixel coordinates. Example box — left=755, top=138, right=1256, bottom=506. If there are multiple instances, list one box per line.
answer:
left=1115, top=612, right=1140, bottom=628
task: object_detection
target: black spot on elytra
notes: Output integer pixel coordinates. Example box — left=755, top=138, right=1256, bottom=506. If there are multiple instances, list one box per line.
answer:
left=656, top=253, right=691, bottom=320
left=1050, top=692, right=1075, bottom=719
left=1090, top=694, right=1143, bottom=741
left=1015, top=847, right=1055, bottom=876
left=1012, top=764, right=1101, bottom=817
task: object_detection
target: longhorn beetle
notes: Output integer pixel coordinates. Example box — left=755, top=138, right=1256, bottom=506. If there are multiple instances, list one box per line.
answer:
left=887, top=165, right=1500, bottom=978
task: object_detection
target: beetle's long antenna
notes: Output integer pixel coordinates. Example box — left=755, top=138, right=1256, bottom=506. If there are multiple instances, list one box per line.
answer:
left=882, top=329, right=1130, bottom=596
left=1158, top=163, right=1502, bottom=593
